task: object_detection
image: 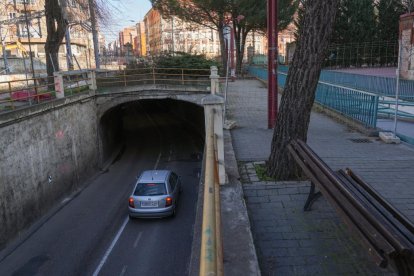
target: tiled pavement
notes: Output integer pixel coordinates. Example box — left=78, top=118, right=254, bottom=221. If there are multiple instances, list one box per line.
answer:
left=226, top=79, right=414, bottom=275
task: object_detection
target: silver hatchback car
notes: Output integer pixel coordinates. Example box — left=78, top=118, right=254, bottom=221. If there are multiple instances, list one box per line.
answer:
left=128, top=170, right=182, bottom=218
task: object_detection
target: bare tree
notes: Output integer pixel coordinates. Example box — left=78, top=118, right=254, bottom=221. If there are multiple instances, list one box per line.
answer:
left=44, top=0, right=67, bottom=78
left=267, top=0, right=340, bottom=180
left=44, top=0, right=109, bottom=77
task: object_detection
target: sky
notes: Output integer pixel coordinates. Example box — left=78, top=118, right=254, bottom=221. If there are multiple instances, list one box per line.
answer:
left=101, top=0, right=152, bottom=44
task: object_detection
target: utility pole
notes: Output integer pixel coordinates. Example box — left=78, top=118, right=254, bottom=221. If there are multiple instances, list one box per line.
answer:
left=23, top=0, right=36, bottom=78
left=88, top=0, right=100, bottom=69
left=60, top=0, right=74, bottom=70
left=172, top=17, right=175, bottom=55
left=65, top=27, right=74, bottom=70
left=0, top=25, right=10, bottom=74
left=267, top=0, right=278, bottom=129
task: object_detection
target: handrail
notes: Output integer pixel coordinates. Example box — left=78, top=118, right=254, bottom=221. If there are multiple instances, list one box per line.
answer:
left=0, top=67, right=213, bottom=114
left=200, top=111, right=223, bottom=276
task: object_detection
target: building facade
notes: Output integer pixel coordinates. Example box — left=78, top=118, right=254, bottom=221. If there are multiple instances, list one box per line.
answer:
left=0, top=0, right=96, bottom=73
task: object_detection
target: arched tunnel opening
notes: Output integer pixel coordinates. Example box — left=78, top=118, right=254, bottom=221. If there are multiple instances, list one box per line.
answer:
left=99, top=99, right=205, bottom=170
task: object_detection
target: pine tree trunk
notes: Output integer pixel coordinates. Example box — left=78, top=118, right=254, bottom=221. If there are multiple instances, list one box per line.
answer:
left=267, top=0, right=340, bottom=180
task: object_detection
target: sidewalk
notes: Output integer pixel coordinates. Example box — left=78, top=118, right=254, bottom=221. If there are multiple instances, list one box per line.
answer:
left=226, top=79, right=414, bottom=275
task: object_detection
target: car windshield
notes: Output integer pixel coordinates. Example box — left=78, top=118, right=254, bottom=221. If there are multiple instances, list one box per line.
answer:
left=134, top=183, right=167, bottom=196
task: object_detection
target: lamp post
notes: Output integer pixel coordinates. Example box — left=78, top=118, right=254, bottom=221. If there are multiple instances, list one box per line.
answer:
left=267, top=0, right=278, bottom=129
left=88, top=0, right=100, bottom=69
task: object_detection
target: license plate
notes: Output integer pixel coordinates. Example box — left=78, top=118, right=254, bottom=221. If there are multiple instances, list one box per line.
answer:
left=141, top=201, right=158, bottom=207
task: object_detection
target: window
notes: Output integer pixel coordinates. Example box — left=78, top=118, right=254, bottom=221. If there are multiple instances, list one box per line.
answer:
left=134, top=183, right=167, bottom=196
left=17, top=0, right=36, bottom=4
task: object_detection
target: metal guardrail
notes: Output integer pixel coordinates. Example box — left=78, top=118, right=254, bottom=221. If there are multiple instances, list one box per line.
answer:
left=248, top=66, right=379, bottom=128
left=200, top=111, right=223, bottom=276
left=0, top=68, right=212, bottom=114
left=95, top=67, right=211, bottom=91
left=0, top=72, right=90, bottom=113
left=319, top=70, right=414, bottom=101
left=250, top=64, right=414, bottom=101
left=315, top=81, right=379, bottom=127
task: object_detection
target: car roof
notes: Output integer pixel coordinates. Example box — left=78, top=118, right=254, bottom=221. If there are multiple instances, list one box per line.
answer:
left=138, top=170, right=170, bottom=183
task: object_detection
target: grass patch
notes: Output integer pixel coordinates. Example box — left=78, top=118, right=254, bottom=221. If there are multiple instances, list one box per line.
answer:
left=253, top=163, right=276, bottom=181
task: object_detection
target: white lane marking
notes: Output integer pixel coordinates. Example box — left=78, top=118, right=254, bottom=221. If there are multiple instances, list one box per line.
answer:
left=92, top=217, right=129, bottom=276
left=119, top=265, right=128, bottom=276
left=133, top=232, right=143, bottom=248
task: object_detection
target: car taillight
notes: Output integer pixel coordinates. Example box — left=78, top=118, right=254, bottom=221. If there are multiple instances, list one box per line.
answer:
left=128, top=197, right=135, bottom=208
left=165, top=197, right=172, bottom=206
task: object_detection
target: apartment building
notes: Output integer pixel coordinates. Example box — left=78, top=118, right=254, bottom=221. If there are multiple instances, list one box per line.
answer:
left=141, top=8, right=222, bottom=58
left=0, top=0, right=96, bottom=72
left=135, top=21, right=146, bottom=57
left=119, top=26, right=137, bottom=56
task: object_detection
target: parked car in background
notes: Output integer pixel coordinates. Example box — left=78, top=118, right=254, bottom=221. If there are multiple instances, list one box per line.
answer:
left=128, top=170, right=182, bottom=218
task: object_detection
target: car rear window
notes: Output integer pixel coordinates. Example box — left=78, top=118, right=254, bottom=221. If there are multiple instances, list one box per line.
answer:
left=134, top=183, right=167, bottom=196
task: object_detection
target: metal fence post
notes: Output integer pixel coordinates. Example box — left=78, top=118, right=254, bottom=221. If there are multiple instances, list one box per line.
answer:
left=123, top=69, right=127, bottom=86
left=152, top=67, right=156, bottom=85
left=8, top=81, right=15, bottom=109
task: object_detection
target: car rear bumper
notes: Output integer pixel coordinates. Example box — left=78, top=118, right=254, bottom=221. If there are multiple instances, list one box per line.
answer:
left=128, top=206, right=174, bottom=218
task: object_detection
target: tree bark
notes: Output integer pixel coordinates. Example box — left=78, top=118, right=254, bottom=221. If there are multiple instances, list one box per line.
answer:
left=45, top=0, right=67, bottom=79
left=218, top=24, right=228, bottom=71
left=267, top=0, right=340, bottom=180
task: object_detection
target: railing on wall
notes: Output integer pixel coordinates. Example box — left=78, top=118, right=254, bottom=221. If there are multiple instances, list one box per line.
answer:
left=0, top=68, right=213, bottom=114
left=95, top=67, right=211, bottom=92
left=318, top=70, right=414, bottom=101
left=248, top=66, right=379, bottom=128
left=0, top=71, right=91, bottom=113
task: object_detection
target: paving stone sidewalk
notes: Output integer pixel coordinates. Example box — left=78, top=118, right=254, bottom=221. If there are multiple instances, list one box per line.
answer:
left=226, top=79, right=414, bottom=275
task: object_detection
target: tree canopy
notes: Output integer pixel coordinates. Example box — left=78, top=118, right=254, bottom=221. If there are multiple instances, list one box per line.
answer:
left=150, top=0, right=297, bottom=72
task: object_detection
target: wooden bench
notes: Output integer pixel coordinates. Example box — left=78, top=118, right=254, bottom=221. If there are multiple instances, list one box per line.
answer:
left=287, top=140, right=414, bottom=275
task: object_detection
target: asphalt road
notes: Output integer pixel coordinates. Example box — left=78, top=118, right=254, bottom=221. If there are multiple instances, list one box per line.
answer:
left=0, top=102, right=203, bottom=276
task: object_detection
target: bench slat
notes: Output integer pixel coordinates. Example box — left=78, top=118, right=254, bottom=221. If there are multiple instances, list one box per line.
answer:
left=336, top=170, right=414, bottom=255
left=288, top=142, right=391, bottom=267
left=288, top=139, right=414, bottom=275
left=347, top=169, right=414, bottom=235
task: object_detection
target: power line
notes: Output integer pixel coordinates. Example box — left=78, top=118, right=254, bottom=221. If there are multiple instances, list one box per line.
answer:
left=0, top=10, right=45, bottom=25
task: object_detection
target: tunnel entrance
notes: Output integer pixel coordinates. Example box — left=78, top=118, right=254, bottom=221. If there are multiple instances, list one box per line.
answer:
left=99, top=99, right=205, bottom=167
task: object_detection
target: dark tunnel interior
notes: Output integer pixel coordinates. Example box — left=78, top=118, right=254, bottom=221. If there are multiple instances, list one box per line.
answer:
left=99, top=99, right=205, bottom=164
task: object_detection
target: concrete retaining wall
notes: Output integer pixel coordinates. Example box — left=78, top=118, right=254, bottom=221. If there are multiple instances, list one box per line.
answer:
left=0, top=97, right=99, bottom=248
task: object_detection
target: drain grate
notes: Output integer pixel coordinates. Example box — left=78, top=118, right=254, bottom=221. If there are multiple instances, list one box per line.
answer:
left=349, top=138, right=373, bottom=143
